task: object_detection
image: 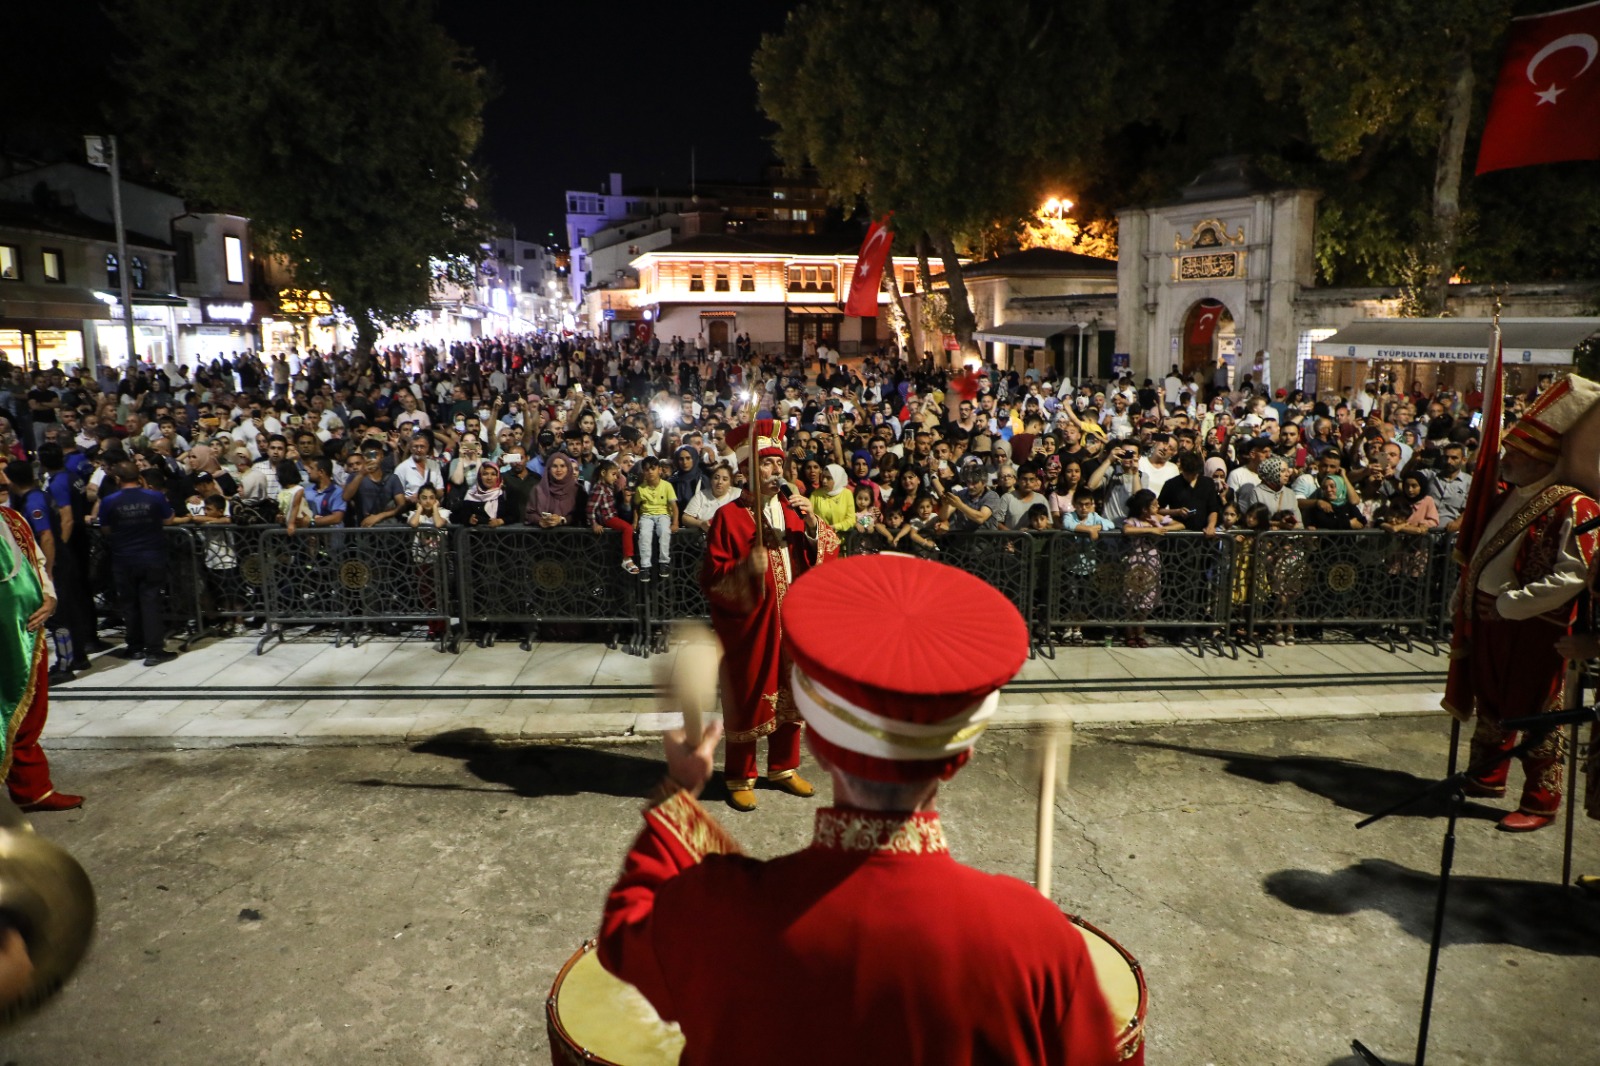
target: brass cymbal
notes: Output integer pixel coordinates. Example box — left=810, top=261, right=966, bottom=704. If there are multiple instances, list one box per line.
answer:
left=0, top=820, right=96, bottom=1026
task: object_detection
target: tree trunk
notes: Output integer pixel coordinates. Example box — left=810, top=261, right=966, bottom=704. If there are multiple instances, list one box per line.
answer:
left=353, top=314, right=379, bottom=374
left=885, top=264, right=915, bottom=364
left=932, top=230, right=977, bottom=362
left=1427, top=51, right=1475, bottom=316
left=915, top=234, right=937, bottom=367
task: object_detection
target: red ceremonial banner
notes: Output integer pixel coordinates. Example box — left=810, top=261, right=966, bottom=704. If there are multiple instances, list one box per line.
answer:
left=845, top=214, right=894, bottom=318
left=1476, top=0, right=1600, bottom=174
left=1442, top=325, right=1505, bottom=719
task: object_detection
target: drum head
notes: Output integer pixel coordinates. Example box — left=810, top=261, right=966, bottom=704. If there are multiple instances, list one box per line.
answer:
left=1070, top=916, right=1147, bottom=1058
left=549, top=944, right=685, bottom=1066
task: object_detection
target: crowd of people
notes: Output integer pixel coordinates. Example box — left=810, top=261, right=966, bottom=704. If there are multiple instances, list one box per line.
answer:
left=0, top=332, right=1501, bottom=675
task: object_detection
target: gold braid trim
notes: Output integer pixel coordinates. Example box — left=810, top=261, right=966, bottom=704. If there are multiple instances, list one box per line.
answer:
left=645, top=789, right=743, bottom=862
left=812, top=809, right=949, bottom=855
left=1465, top=484, right=1582, bottom=607
left=1, top=630, right=45, bottom=783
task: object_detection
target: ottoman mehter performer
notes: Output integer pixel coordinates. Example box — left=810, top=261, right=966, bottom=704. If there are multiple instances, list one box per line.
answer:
left=701, top=418, right=840, bottom=811
left=0, top=503, right=83, bottom=812
left=1447, top=373, right=1600, bottom=832
left=599, top=554, right=1122, bottom=1063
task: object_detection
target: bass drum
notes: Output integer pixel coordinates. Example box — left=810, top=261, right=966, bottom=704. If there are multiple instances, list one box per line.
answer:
left=1069, top=914, right=1148, bottom=1064
left=546, top=939, right=684, bottom=1066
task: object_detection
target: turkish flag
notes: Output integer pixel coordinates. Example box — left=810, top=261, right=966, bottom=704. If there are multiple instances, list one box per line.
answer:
left=1187, top=300, right=1224, bottom=349
left=844, top=214, right=894, bottom=318
left=1476, top=0, right=1600, bottom=174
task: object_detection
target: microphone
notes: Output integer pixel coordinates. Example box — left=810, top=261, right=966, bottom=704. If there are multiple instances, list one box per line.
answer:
left=775, top=478, right=796, bottom=500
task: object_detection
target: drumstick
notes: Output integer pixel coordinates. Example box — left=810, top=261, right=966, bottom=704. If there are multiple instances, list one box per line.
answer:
left=1035, top=720, right=1074, bottom=899
left=658, top=621, right=720, bottom=747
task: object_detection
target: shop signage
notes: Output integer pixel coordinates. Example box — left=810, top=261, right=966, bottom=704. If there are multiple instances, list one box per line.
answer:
left=278, top=288, right=334, bottom=317
left=202, top=299, right=254, bottom=324
left=107, top=303, right=170, bottom=322
left=1327, top=343, right=1570, bottom=366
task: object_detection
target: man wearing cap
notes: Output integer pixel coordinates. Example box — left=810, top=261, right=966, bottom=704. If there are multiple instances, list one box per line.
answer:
left=701, top=419, right=841, bottom=812
left=599, top=554, right=1122, bottom=1064
left=1449, top=374, right=1600, bottom=831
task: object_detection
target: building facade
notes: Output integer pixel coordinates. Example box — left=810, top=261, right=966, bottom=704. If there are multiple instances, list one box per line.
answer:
left=618, top=234, right=919, bottom=356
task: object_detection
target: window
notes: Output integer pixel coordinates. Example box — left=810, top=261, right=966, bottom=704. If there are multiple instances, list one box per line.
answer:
left=224, top=235, right=245, bottom=283
left=714, top=267, right=730, bottom=292
left=175, top=233, right=197, bottom=284
left=0, top=245, right=20, bottom=280
left=793, top=209, right=809, bottom=222
left=41, top=248, right=63, bottom=283
left=523, top=248, right=538, bottom=260
left=689, top=265, right=705, bottom=292
left=901, top=266, right=918, bottom=292
left=105, top=252, right=119, bottom=288
left=818, top=266, right=835, bottom=293
left=773, top=190, right=786, bottom=201
left=739, top=264, right=755, bottom=292
left=130, top=256, right=148, bottom=290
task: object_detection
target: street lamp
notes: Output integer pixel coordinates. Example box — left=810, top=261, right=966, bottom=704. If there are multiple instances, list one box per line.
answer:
left=1041, top=197, right=1073, bottom=220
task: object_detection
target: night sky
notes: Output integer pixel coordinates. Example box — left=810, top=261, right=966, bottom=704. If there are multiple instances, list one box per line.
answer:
left=435, top=0, right=798, bottom=244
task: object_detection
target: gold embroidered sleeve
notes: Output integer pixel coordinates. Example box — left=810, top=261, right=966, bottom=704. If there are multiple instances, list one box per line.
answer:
left=645, top=789, right=744, bottom=862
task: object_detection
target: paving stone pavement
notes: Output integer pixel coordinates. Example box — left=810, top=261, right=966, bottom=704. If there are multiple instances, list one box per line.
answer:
left=45, top=634, right=1448, bottom=746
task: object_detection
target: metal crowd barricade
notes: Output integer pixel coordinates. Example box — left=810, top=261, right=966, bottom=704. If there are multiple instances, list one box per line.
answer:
left=1243, top=529, right=1440, bottom=651
left=1429, top=532, right=1459, bottom=641
left=455, top=526, right=641, bottom=653
left=641, top=529, right=709, bottom=655
left=1040, top=530, right=1236, bottom=652
left=932, top=530, right=1039, bottom=652
left=256, top=525, right=454, bottom=653
left=194, top=522, right=273, bottom=636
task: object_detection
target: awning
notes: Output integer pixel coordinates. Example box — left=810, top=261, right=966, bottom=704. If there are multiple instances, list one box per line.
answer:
left=973, top=321, right=1076, bottom=348
left=0, top=284, right=111, bottom=322
left=785, top=305, right=844, bottom=316
left=698, top=309, right=738, bottom=319
left=96, top=290, right=189, bottom=307
left=1312, top=318, right=1600, bottom=366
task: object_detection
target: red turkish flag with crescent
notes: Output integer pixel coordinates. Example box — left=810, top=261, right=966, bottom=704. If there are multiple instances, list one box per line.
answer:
left=1187, top=300, right=1224, bottom=349
left=845, top=214, right=894, bottom=318
left=1476, top=0, right=1600, bottom=174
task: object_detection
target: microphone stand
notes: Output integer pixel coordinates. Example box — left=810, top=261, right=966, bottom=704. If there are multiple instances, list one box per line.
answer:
left=1349, top=704, right=1600, bottom=1066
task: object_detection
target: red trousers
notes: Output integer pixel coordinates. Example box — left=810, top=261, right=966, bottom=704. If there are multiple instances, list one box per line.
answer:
left=725, top=721, right=802, bottom=784
left=6, top=665, right=57, bottom=804
left=598, top=517, right=635, bottom=558
left=1463, top=615, right=1571, bottom=813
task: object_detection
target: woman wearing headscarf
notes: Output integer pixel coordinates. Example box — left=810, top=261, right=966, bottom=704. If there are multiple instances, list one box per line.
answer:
left=667, top=446, right=709, bottom=507
left=1244, top=454, right=1308, bottom=645
left=526, top=452, right=585, bottom=528
left=810, top=463, right=857, bottom=533
left=1303, top=469, right=1364, bottom=530
left=1238, top=455, right=1299, bottom=526
left=456, top=462, right=507, bottom=527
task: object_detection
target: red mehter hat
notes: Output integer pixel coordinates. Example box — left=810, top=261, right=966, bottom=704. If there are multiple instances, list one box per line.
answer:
left=1504, top=373, right=1600, bottom=464
left=782, top=554, right=1029, bottom=782
left=725, top=419, right=786, bottom=464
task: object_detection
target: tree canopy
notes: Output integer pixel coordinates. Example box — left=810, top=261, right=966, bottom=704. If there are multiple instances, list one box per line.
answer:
left=113, top=0, right=490, bottom=352
left=755, top=0, right=1148, bottom=351
left=758, top=0, right=1599, bottom=334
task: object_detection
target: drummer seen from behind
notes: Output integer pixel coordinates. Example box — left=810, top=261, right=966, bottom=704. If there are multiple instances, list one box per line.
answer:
left=599, top=553, right=1123, bottom=1065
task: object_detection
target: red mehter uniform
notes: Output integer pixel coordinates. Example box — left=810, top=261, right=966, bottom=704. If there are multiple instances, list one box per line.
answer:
left=601, top=553, right=1124, bottom=1064
left=598, top=793, right=1119, bottom=1066
left=1454, top=375, right=1600, bottom=826
left=700, top=422, right=839, bottom=788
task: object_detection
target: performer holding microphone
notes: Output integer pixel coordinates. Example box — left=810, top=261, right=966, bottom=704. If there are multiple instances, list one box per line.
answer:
left=700, top=418, right=840, bottom=812
left=598, top=554, right=1121, bottom=1064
